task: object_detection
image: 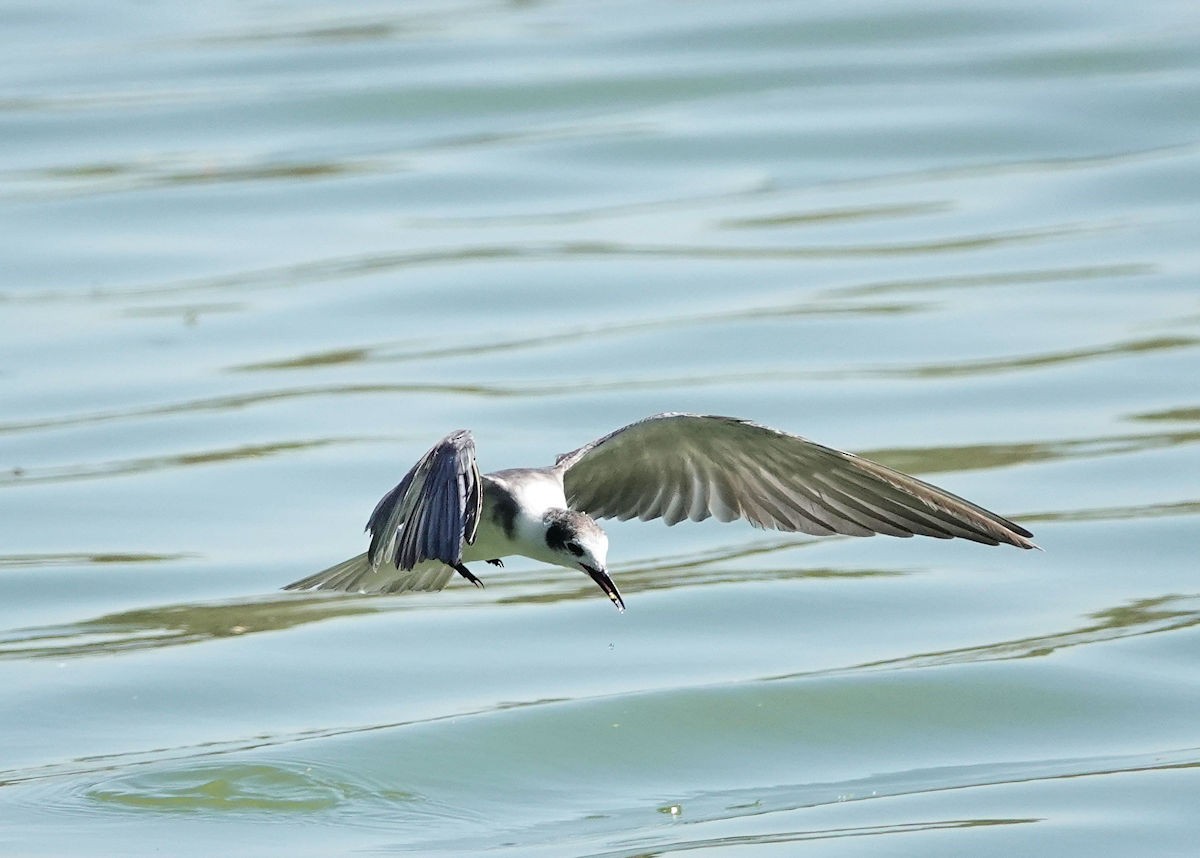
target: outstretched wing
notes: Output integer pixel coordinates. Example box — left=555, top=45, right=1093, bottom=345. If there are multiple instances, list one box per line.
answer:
left=366, top=429, right=483, bottom=570
left=556, top=413, right=1036, bottom=548
left=283, top=554, right=455, bottom=594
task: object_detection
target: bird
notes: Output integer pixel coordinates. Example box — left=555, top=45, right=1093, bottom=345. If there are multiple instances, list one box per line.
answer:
left=284, top=412, right=1036, bottom=611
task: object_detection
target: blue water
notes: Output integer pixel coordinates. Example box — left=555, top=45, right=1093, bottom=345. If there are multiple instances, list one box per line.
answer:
left=2, top=1, right=1199, bottom=855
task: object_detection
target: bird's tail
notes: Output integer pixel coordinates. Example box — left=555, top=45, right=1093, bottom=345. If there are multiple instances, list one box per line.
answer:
left=283, top=552, right=455, bottom=595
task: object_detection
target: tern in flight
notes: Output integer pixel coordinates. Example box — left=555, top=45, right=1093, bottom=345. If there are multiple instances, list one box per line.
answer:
left=285, top=413, right=1036, bottom=610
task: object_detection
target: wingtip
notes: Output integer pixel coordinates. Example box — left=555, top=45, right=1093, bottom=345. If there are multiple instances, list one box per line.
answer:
left=1005, top=534, right=1040, bottom=551
left=1009, top=526, right=1039, bottom=550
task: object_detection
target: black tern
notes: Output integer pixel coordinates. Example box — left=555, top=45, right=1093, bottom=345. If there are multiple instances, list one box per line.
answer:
left=285, top=412, right=1036, bottom=610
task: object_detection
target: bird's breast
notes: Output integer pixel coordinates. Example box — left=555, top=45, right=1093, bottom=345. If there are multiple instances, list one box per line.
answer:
left=464, top=471, right=568, bottom=562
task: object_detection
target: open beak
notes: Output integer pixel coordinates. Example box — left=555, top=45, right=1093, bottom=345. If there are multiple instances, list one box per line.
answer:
left=580, top=563, right=625, bottom=612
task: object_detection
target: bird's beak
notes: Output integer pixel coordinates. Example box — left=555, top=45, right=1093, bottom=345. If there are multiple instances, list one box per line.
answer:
left=580, top=563, right=625, bottom=612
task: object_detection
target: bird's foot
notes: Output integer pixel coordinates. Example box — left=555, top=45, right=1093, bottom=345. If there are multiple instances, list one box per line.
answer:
left=486, top=558, right=504, bottom=567
left=453, top=563, right=485, bottom=588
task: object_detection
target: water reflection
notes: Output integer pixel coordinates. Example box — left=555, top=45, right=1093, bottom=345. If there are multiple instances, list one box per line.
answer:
left=770, top=593, right=1200, bottom=682
left=0, top=595, right=388, bottom=661
left=862, top=426, right=1200, bottom=475
left=5, top=516, right=1198, bottom=670
left=6, top=421, right=1197, bottom=491
left=0, top=536, right=848, bottom=660
left=9, top=157, right=379, bottom=200
left=0, top=439, right=349, bottom=486
left=586, top=818, right=1038, bottom=856
left=228, top=297, right=921, bottom=373
left=1035, top=498, right=1200, bottom=523
left=719, top=201, right=950, bottom=229
left=3, top=234, right=1127, bottom=306
left=825, top=262, right=1151, bottom=298
left=1131, top=405, right=1200, bottom=423
left=0, top=383, right=511, bottom=435
left=0, top=552, right=191, bottom=569
left=497, top=538, right=901, bottom=610
left=854, top=336, right=1198, bottom=380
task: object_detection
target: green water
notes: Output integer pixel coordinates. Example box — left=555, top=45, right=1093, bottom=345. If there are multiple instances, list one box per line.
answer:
left=2, top=1, right=1199, bottom=855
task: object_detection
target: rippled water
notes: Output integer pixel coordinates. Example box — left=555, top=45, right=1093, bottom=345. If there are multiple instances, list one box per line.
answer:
left=2, top=1, right=1199, bottom=855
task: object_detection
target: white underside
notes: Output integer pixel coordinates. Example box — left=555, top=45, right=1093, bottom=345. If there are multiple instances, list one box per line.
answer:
left=466, top=470, right=569, bottom=567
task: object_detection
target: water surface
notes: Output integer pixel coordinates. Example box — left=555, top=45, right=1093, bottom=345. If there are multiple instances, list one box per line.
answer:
left=2, top=1, right=1199, bottom=855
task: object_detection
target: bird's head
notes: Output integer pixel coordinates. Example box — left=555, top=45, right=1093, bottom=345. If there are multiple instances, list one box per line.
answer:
left=542, top=509, right=624, bottom=611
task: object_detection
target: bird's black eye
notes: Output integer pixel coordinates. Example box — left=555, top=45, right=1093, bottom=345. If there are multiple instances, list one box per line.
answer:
left=566, top=541, right=584, bottom=557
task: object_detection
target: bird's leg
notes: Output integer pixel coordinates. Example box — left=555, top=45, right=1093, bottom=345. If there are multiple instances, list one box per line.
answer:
left=486, top=559, right=504, bottom=567
left=453, top=563, right=485, bottom=588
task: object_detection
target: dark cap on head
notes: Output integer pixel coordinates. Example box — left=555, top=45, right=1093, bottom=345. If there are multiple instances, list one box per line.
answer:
left=543, top=508, right=603, bottom=551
